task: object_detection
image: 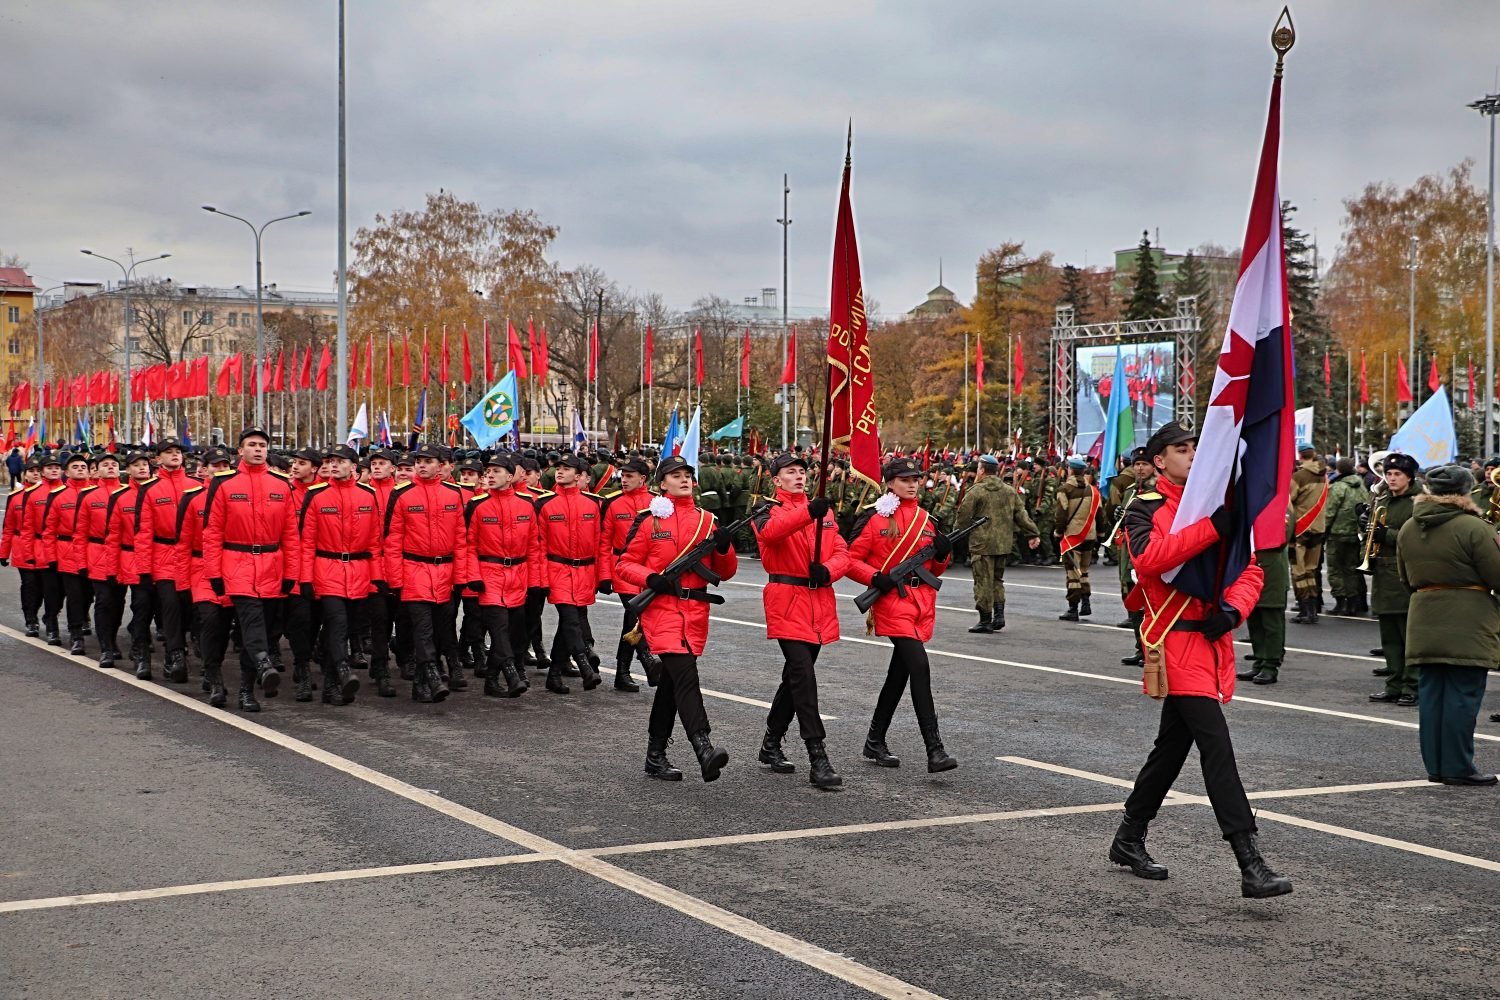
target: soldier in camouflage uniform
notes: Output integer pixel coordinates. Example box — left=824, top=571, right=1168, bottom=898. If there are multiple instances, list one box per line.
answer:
left=732, top=454, right=757, bottom=552
left=955, top=454, right=1039, bottom=633
left=1323, top=457, right=1371, bottom=616
left=928, top=466, right=959, bottom=532
left=1054, top=457, right=1101, bottom=621
left=1030, top=458, right=1059, bottom=565
left=698, top=454, right=724, bottom=518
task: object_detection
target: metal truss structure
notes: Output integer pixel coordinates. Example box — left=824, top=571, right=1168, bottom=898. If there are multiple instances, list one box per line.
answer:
left=1049, top=296, right=1201, bottom=457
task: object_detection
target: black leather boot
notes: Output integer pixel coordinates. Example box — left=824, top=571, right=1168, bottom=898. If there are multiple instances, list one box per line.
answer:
left=446, top=655, right=468, bottom=692
left=97, top=646, right=117, bottom=668
left=1329, top=597, right=1348, bottom=617
left=44, top=624, right=62, bottom=646
left=424, top=661, right=449, bottom=702
left=1108, top=817, right=1168, bottom=880
left=862, top=725, right=900, bottom=767
left=69, top=635, right=86, bottom=656
left=1304, top=598, right=1319, bottom=625
left=398, top=659, right=415, bottom=681
left=967, top=609, right=992, bottom=634
left=504, top=658, right=527, bottom=696
left=637, top=645, right=662, bottom=687
left=545, top=661, right=569, bottom=694
left=918, top=717, right=958, bottom=773
left=1079, top=596, right=1093, bottom=617
left=805, top=739, right=842, bottom=788
left=614, top=660, right=640, bottom=692
left=644, top=735, right=683, bottom=781
left=1229, top=832, right=1293, bottom=898
left=133, top=648, right=152, bottom=680
left=324, top=660, right=358, bottom=705
left=238, top=665, right=261, bottom=713
left=369, top=661, right=397, bottom=698
left=1058, top=601, right=1079, bottom=622
left=1290, top=597, right=1311, bottom=625
left=586, top=647, right=601, bottom=670
left=24, top=622, right=39, bottom=638
left=688, top=730, right=728, bottom=783
left=992, top=602, right=1006, bottom=631
left=758, top=730, right=795, bottom=773
left=294, top=661, right=315, bottom=702
left=254, top=652, right=280, bottom=698
left=574, top=651, right=601, bottom=691
left=204, top=661, right=227, bottom=709
left=164, top=649, right=188, bottom=683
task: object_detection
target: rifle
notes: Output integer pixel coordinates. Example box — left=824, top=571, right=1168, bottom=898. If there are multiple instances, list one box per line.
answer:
left=625, top=501, right=772, bottom=617
left=853, top=516, right=988, bottom=614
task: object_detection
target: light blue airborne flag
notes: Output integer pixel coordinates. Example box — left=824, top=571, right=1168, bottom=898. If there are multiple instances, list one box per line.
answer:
left=709, top=415, right=744, bottom=440
left=1388, top=384, right=1456, bottom=467
left=1098, top=350, right=1132, bottom=476
left=460, top=371, right=519, bottom=448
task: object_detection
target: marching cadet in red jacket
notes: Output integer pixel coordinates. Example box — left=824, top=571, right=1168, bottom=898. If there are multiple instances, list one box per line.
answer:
left=202, top=428, right=301, bottom=712
left=2, top=460, right=43, bottom=636
left=81, top=452, right=123, bottom=666
left=450, top=456, right=486, bottom=690
left=1109, top=421, right=1290, bottom=899
left=133, top=438, right=194, bottom=681
left=514, top=455, right=553, bottom=675
left=362, top=448, right=404, bottom=696
left=535, top=453, right=603, bottom=694
left=752, top=452, right=849, bottom=787
left=383, top=442, right=472, bottom=703
left=298, top=444, right=379, bottom=704
left=176, top=447, right=233, bottom=706
left=25, top=454, right=66, bottom=645
left=615, top=455, right=738, bottom=783
left=276, top=447, right=325, bottom=694
left=846, top=456, right=958, bottom=774
left=107, top=451, right=157, bottom=677
left=462, top=453, right=539, bottom=698
left=42, top=453, right=94, bottom=656
left=598, top=456, right=658, bottom=693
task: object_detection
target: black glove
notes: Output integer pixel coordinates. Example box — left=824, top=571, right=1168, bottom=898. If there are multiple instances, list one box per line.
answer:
left=374, top=580, right=388, bottom=596
left=646, top=573, right=677, bottom=595
left=1209, top=506, right=1233, bottom=540
left=713, top=527, right=734, bottom=553
left=0, top=558, right=9, bottom=568
left=281, top=578, right=295, bottom=596
left=808, top=563, right=831, bottom=587
left=299, top=582, right=313, bottom=599
left=390, top=586, right=402, bottom=601
left=139, top=573, right=153, bottom=588
left=871, top=572, right=897, bottom=594
left=1203, top=609, right=1241, bottom=641
left=931, top=533, right=953, bottom=559
left=106, top=575, right=117, bottom=586
left=1372, top=525, right=1389, bottom=546
left=452, top=585, right=465, bottom=601
left=1356, top=506, right=1371, bottom=534
left=596, top=579, right=613, bottom=595
left=469, top=579, right=485, bottom=593
left=807, top=497, right=831, bottom=521
left=209, top=577, right=225, bottom=597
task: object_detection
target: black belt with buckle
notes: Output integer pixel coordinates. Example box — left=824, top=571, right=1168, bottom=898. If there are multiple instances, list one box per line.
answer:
left=402, top=552, right=452, bottom=565
left=224, top=541, right=279, bottom=555
left=315, top=549, right=371, bottom=562
left=547, top=555, right=596, bottom=567
left=479, top=555, right=527, bottom=567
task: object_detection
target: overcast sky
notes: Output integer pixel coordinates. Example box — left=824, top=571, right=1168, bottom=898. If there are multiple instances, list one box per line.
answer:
left=4, top=1, right=1496, bottom=318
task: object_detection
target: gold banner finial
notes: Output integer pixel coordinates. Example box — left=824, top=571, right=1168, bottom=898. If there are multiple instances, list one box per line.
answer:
left=1272, top=6, right=1295, bottom=77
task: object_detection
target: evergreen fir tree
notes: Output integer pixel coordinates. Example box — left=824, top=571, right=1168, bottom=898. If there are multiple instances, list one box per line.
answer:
left=1125, top=230, right=1165, bottom=321
left=1282, top=201, right=1338, bottom=446
left=1172, top=251, right=1220, bottom=419
left=1058, top=263, right=1092, bottom=326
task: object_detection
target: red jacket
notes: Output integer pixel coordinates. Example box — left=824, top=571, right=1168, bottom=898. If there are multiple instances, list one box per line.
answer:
left=174, top=485, right=228, bottom=606
left=1122, top=475, right=1262, bottom=702
left=536, top=484, right=602, bottom=606
left=1, top=484, right=35, bottom=568
left=133, top=467, right=192, bottom=583
left=81, top=482, right=116, bottom=581
left=382, top=476, right=470, bottom=603
left=43, top=479, right=92, bottom=575
left=614, top=493, right=737, bottom=655
left=298, top=479, right=381, bottom=599
left=754, top=489, right=849, bottom=644
left=845, top=496, right=950, bottom=642
left=202, top=464, right=301, bottom=599
left=23, top=482, right=64, bottom=568
left=599, top=485, right=653, bottom=596
left=464, top=487, right=545, bottom=608
left=104, top=483, right=145, bottom=585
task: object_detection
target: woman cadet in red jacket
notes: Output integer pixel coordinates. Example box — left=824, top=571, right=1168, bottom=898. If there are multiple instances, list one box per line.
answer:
left=1108, top=421, right=1291, bottom=900
left=614, top=455, right=738, bottom=783
left=1, top=459, right=43, bottom=637
left=462, top=453, right=539, bottom=698
left=176, top=447, right=233, bottom=708
left=845, top=456, right=958, bottom=774
left=752, top=452, right=850, bottom=788
left=42, top=452, right=95, bottom=656
left=299, top=444, right=382, bottom=705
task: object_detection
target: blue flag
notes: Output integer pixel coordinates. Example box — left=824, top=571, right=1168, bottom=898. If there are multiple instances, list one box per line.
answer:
left=661, top=408, right=680, bottom=455
left=408, top=389, right=427, bottom=450
left=460, top=371, right=519, bottom=448
left=1098, top=350, right=1131, bottom=477
left=1388, top=385, right=1456, bottom=467
left=709, top=415, right=745, bottom=440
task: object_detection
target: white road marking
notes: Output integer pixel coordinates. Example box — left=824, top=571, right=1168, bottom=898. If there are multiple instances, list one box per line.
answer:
left=0, top=625, right=940, bottom=1000
left=1000, top=756, right=1500, bottom=875
left=1243, top=779, right=1436, bottom=800
left=595, top=664, right=835, bottom=721
left=704, top=614, right=1500, bottom=744
left=0, top=854, right=548, bottom=914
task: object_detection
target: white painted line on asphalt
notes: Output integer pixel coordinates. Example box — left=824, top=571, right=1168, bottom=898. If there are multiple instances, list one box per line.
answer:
left=1243, top=779, right=1437, bottom=800
left=999, top=756, right=1500, bottom=875
left=586, top=801, right=1138, bottom=858
left=0, top=854, right=549, bottom=914
left=595, top=664, right=836, bottom=721
left=1, top=626, right=943, bottom=1000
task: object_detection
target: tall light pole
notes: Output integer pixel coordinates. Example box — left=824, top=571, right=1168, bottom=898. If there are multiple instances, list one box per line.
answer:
left=202, top=206, right=311, bottom=427
left=337, top=0, right=349, bottom=442
left=777, top=174, right=792, bottom=450
left=33, top=284, right=66, bottom=432
left=80, top=249, right=171, bottom=438
left=1471, top=93, right=1499, bottom=456
left=1405, top=234, right=1418, bottom=412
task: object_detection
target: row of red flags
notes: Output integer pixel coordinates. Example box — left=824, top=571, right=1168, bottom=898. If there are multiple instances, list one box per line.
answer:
left=1346, top=350, right=1473, bottom=407
left=973, top=339, right=1026, bottom=395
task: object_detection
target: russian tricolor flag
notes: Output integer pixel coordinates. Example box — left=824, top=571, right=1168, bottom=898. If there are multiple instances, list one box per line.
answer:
left=1166, top=70, right=1295, bottom=604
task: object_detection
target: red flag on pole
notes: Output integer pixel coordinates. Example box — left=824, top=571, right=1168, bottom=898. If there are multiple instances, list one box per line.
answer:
left=1012, top=338, right=1024, bottom=392
left=1427, top=354, right=1440, bottom=393
left=975, top=337, right=986, bottom=393
left=1323, top=350, right=1332, bottom=395
left=588, top=322, right=600, bottom=382
left=439, top=325, right=450, bottom=383
left=461, top=325, right=473, bottom=383
left=507, top=321, right=528, bottom=379
left=692, top=328, right=704, bottom=387
left=740, top=328, right=752, bottom=389
left=483, top=320, right=493, bottom=382
left=1469, top=358, right=1477, bottom=409
left=825, top=131, right=881, bottom=487
left=1395, top=355, right=1412, bottom=403
left=643, top=325, right=655, bottom=387
left=300, top=345, right=313, bottom=390
left=536, top=323, right=550, bottom=382
left=316, top=344, right=333, bottom=391
left=274, top=350, right=286, bottom=392
left=402, top=331, right=411, bottom=387
left=1359, top=350, right=1369, bottom=405
left=780, top=326, right=796, bottom=385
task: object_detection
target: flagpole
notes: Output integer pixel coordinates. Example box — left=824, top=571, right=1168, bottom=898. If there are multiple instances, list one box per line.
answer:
left=1383, top=351, right=1389, bottom=427
left=1346, top=349, right=1353, bottom=458
left=963, top=331, right=969, bottom=452
left=1005, top=332, right=1013, bottom=454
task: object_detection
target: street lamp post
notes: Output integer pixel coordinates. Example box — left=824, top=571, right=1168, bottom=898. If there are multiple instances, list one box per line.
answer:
left=79, top=249, right=171, bottom=439
left=777, top=174, right=792, bottom=450
left=1470, top=93, right=1499, bottom=456
left=202, top=206, right=311, bottom=427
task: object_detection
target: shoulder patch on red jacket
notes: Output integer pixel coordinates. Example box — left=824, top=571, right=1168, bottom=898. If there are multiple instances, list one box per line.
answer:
left=307, top=481, right=329, bottom=492
left=356, top=482, right=376, bottom=495
left=392, top=480, right=413, bottom=491
left=267, top=469, right=291, bottom=481
left=214, top=469, right=236, bottom=478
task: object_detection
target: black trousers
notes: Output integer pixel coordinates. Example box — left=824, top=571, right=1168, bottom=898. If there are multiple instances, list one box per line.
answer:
left=62, top=570, right=91, bottom=638
left=870, top=637, right=938, bottom=735
left=549, top=603, right=589, bottom=663
left=404, top=600, right=442, bottom=665
left=92, top=578, right=126, bottom=651
left=366, top=590, right=400, bottom=679
left=230, top=596, right=274, bottom=665
left=40, top=566, right=63, bottom=629
left=766, top=639, right=826, bottom=741
left=1123, top=695, right=1257, bottom=839
left=153, top=579, right=190, bottom=655
left=525, top=587, right=549, bottom=662
left=614, top=593, right=643, bottom=668
left=318, top=595, right=363, bottom=667
left=435, top=595, right=460, bottom=666
left=458, top=595, right=484, bottom=656
left=280, top=593, right=317, bottom=667
left=18, top=568, right=41, bottom=626
left=126, top=582, right=154, bottom=654
left=648, top=652, right=710, bottom=740
left=196, top=601, right=230, bottom=670
left=477, top=604, right=517, bottom=667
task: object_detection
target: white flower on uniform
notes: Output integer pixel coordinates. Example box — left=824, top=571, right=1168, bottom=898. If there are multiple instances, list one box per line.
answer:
left=874, top=492, right=900, bottom=517
left=649, top=496, right=674, bottom=519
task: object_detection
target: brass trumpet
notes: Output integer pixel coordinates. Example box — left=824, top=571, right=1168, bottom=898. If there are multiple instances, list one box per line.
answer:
left=1357, top=503, right=1387, bottom=575
left=1486, top=467, right=1500, bottom=524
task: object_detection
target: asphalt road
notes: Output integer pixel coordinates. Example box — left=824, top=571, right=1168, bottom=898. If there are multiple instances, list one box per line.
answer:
left=2, top=558, right=1496, bottom=999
